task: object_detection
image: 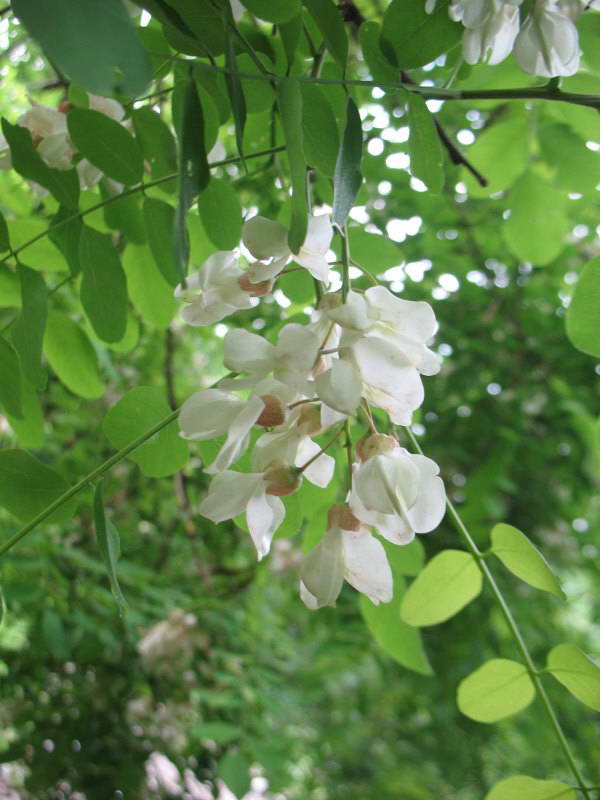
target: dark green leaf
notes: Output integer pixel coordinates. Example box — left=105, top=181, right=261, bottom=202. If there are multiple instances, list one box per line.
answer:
left=197, top=177, right=242, bottom=250
left=49, top=207, right=82, bottom=275
left=79, top=226, right=128, bottom=343
left=0, top=210, right=9, bottom=254
left=278, top=78, right=307, bottom=254
left=566, top=258, right=600, bottom=358
left=224, top=27, right=247, bottom=166
left=359, top=21, right=398, bottom=85
left=101, top=183, right=146, bottom=244
left=93, top=480, right=127, bottom=613
left=44, top=311, right=105, bottom=399
left=67, top=108, right=144, bottom=186
left=1, top=119, right=79, bottom=210
left=3, top=379, right=44, bottom=449
left=407, top=92, right=444, bottom=193
left=102, top=386, right=188, bottom=478
left=382, top=0, right=461, bottom=69
left=143, top=198, right=180, bottom=287
left=241, top=0, right=300, bottom=23
left=42, top=609, right=69, bottom=661
left=301, top=84, right=340, bottom=177
left=303, top=0, right=348, bottom=68
left=332, top=98, right=363, bottom=228
left=279, top=13, right=303, bottom=70
left=12, top=265, right=48, bottom=391
left=219, top=751, right=251, bottom=798
left=131, top=106, right=177, bottom=185
left=0, top=448, right=76, bottom=523
left=11, top=0, right=151, bottom=96
left=0, top=335, right=23, bottom=418
left=161, top=0, right=226, bottom=56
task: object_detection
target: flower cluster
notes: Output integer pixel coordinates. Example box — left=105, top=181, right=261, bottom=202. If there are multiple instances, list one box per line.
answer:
left=177, top=213, right=447, bottom=609
left=427, top=0, right=596, bottom=76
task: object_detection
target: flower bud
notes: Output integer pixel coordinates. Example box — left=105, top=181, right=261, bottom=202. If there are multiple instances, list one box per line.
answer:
left=317, top=292, right=342, bottom=311
left=238, top=273, right=273, bottom=297
left=264, top=459, right=302, bottom=497
left=327, top=504, right=361, bottom=532
left=298, top=404, right=322, bottom=436
left=256, top=395, right=285, bottom=428
left=356, top=433, right=398, bottom=462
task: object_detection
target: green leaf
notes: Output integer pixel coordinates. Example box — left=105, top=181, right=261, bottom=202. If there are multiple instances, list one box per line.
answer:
left=67, top=108, right=144, bottom=186
left=382, top=0, right=461, bottom=70
left=457, top=658, right=535, bottom=723
left=0, top=448, right=76, bottom=523
left=197, top=177, right=243, bottom=250
left=49, top=207, right=83, bottom=275
left=8, top=220, right=68, bottom=272
left=278, top=77, right=307, bottom=253
left=485, top=776, right=576, bottom=800
left=44, top=311, right=105, bottom=399
left=546, top=643, right=600, bottom=712
left=566, top=258, right=600, bottom=358
left=101, top=184, right=146, bottom=244
left=191, top=721, right=241, bottom=745
left=490, top=523, right=564, bottom=599
left=303, top=0, right=348, bottom=68
left=381, top=537, right=425, bottom=578
left=11, top=0, right=151, bottom=96
left=131, top=106, right=177, bottom=184
left=279, top=13, right=303, bottom=70
left=0, top=336, right=23, bottom=418
left=0, top=266, right=20, bottom=307
left=42, top=608, right=69, bottom=661
left=102, top=386, right=188, bottom=478
left=93, top=480, right=127, bottom=613
left=400, top=549, right=482, bottom=627
left=463, top=114, right=529, bottom=198
left=219, top=751, right=251, bottom=798
left=122, top=244, right=177, bottom=329
left=3, top=379, right=44, bottom=449
left=0, top=210, right=9, bottom=253
left=12, top=265, right=48, bottom=391
left=348, top=228, right=402, bottom=276
left=301, top=84, right=340, bottom=178
left=332, top=98, right=363, bottom=229
left=224, top=26, right=247, bottom=166
left=503, top=171, right=568, bottom=266
left=359, top=21, right=398, bottom=85
left=174, top=79, right=210, bottom=279
left=360, top=575, right=432, bottom=675
left=79, top=226, right=128, bottom=343
left=161, top=0, right=226, bottom=56
left=143, top=198, right=180, bottom=287
left=237, top=54, right=275, bottom=114
left=538, top=123, right=600, bottom=195
left=241, top=0, right=300, bottom=22
left=407, top=93, right=444, bottom=193
left=1, top=119, right=79, bottom=210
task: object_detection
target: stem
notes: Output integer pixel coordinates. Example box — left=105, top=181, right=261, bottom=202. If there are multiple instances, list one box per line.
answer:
left=403, top=427, right=591, bottom=800
left=340, top=224, right=351, bottom=302
left=0, top=410, right=179, bottom=560
left=298, top=426, right=344, bottom=473
left=344, top=420, right=353, bottom=492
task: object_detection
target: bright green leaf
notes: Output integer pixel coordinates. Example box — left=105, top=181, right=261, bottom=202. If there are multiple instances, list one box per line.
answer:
left=457, top=658, right=535, bottom=723
left=49, top=207, right=82, bottom=275
left=304, top=0, right=348, bottom=68
left=301, top=84, right=340, bottom=178
left=566, top=258, right=600, bottom=358
left=382, top=0, right=461, bottom=70
left=131, top=106, right=177, bottom=184
left=0, top=210, right=9, bottom=253
left=490, top=523, right=565, bottom=599
left=3, top=379, right=44, bottom=449
left=407, top=93, right=444, bottom=193
left=43, top=311, right=105, bottom=399
left=0, top=448, right=76, bottom=523
left=241, top=0, right=300, bottom=22
left=122, top=244, right=177, bottom=329
left=539, top=123, right=599, bottom=195
left=462, top=114, right=530, bottom=198
left=278, top=77, right=307, bottom=253
left=359, top=21, right=399, bottom=85
left=143, top=198, right=180, bottom=287
left=93, top=480, right=126, bottom=613
left=79, top=226, right=128, bottom=343
left=400, top=550, right=482, bottom=627
left=547, top=643, right=600, bottom=712
left=485, top=776, right=576, bottom=800
left=332, top=98, right=363, bottom=229
left=197, top=177, right=243, bottom=250
left=12, top=265, right=48, bottom=390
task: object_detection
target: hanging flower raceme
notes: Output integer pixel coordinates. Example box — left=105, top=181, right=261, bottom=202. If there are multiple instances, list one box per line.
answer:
left=349, top=434, right=446, bottom=545
left=242, top=213, right=334, bottom=283
left=300, top=504, right=393, bottom=608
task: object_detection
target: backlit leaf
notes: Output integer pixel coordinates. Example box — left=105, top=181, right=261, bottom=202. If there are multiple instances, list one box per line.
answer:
left=566, top=258, right=600, bottom=358
left=0, top=335, right=23, bottom=418
left=547, top=643, right=600, bottom=711
left=490, top=523, right=565, bottom=599
left=278, top=77, right=307, bottom=253
left=382, top=0, right=461, bottom=70
left=304, top=0, right=348, bottom=68
left=407, top=93, right=444, bottom=193
left=43, top=311, right=105, bottom=399
left=197, top=177, right=243, bottom=250
left=457, top=658, right=535, bottom=723
left=12, top=265, right=47, bottom=391
left=485, top=776, right=576, bottom=800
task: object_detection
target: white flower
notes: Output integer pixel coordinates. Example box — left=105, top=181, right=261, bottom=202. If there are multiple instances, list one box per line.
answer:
left=242, top=213, right=334, bottom=282
left=88, top=93, right=125, bottom=122
left=18, top=105, right=68, bottom=141
left=175, top=251, right=255, bottom=326
left=198, top=463, right=300, bottom=559
left=462, top=1, right=521, bottom=64
left=514, top=0, right=580, bottom=76
left=350, top=435, right=446, bottom=543
left=224, top=323, right=320, bottom=392
left=300, top=505, right=393, bottom=608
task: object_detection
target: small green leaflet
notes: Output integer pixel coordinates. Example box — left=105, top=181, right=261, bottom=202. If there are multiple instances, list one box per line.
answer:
left=131, top=106, right=177, bottom=183
left=485, top=776, right=576, bottom=800
left=332, top=98, right=363, bottom=229
left=1, top=119, right=79, bottom=210
left=12, top=0, right=151, bottom=96
left=44, top=311, right=105, bottom=399
left=407, top=93, right=444, bottom=193
left=143, top=198, right=180, bottom=287
left=224, top=25, right=247, bottom=168
left=381, top=0, right=461, bottom=70
left=278, top=78, right=307, bottom=254
left=457, top=658, right=535, bottom=723
left=279, top=14, right=303, bottom=71
left=490, top=523, right=565, bottom=599
left=0, top=336, right=23, bottom=418
left=101, top=183, right=146, bottom=244
left=546, top=643, right=600, bottom=712
left=49, top=207, right=83, bottom=275
left=12, top=265, right=48, bottom=391
left=565, top=258, right=600, bottom=357
left=303, top=0, right=348, bottom=68
left=359, top=21, right=398, bottom=85
left=400, top=549, right=482, bottom=627
left=240, top=0, right=300, bottom=23
left=0, top=209, right=9, bottom=253
left=0, top=448, right=77, bottom=523
left=93, top=480, right=126, bottom=613
left=218, top=751, right=251, bottom=799
left=67, top=108, right=144, bottom=186
left=122, top=244, right=178, bottom=330
left=79, top=226, right=128, bottom=343
left=198, top=178, right=243, bottom=250
left=301, top=84, right=340, bottom=178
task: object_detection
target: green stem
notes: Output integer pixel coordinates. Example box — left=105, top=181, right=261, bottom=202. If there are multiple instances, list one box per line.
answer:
left=344, top=419, right=353, bottom=492
left=404, top=427, right=591, bottom=800
left=0, top=410, right=180, bottom=559
left=340, top=224, right=351, bottom=302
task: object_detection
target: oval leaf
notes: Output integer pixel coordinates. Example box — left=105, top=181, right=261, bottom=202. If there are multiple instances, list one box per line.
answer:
left=0, top=335, right=23, bottom=418
left=278, top=77, right=307, bottom=253
left=382, top=0, right=461, bottom=70
left=332, top=98, right=363, bottom=229
left=12, top=264, right=48, bottom=390
left=485, top=776, right=576, bottom=800
left=197, top=177, right=243, bottom=250
left=43, top=311, right=105, bottom=399
left=122, top=244, right=177, bottom=330
left=67, top=108, right=143, bottom=186
left=547, top=643, right=600, bottom=711
left=102, top=386, right=188, bottom=478
left=93, top=480, right=126, bottom=613
left=407, top=93, right=444, bottom=193
left=301, top=84, right=340, bottom=178
left=457, top=659, right=535, bottom=723
left=303, top=0, right=348, bottom=68
left=219, top=751, right=251, bottom=799
left=400, top=549, right=482, bottom=627
left=79, top=226, right=128, bottom=343
left=0, top=448, right=76, bottom=523
left=143, top=198, right=180, bottom=287
left=240, top=0, right=300, bottom=23
left=490, top=523, right=565, bottom=599
left=566, top=258, right=600, bottom=357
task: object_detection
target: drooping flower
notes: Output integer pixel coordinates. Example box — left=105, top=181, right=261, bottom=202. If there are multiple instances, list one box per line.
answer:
left=514, top=0, right=580, bottom=76
left=462, top=0, right=521, bottom=65
left=350, top=434, right=446, bottom=544
left=300, top=505, right=393, bottom=608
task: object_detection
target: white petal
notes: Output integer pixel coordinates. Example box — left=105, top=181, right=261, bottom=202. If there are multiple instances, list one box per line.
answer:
left=327, top=291, right=371, bottom=332
left=365, top=286, right=437, bottom=341
left=300, top=528, right=345, bottom=607
left=314, top=359, right=362, bottom=416
left=354, top=452, right=421, bottom=517
left=352, top=337, right=425, bottom=413
left=242, top=216, right=290, bottom=261
left=296, top=437, right=335, bottom=488
left=252, top=429, right=301, bottom=472
left=247, top=254, right=288, bottom=283
left=274, top=324, right=320, bottom=387
left=246, top=487, right=285, bottom=559
left=406, top=454, right=447, bottom=534
left=205, top=394, right=265, bottom=473
left=349, top=489, right=415, bottom=545
left=198, top=472, right=262, bottom=523
left=179, top=389, right=241, bottom=440
left=299, top=581, right=320, bottom=610
left=341, top=529, right=393, bottom=604
left=224, top=328, right=275, bottom=375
